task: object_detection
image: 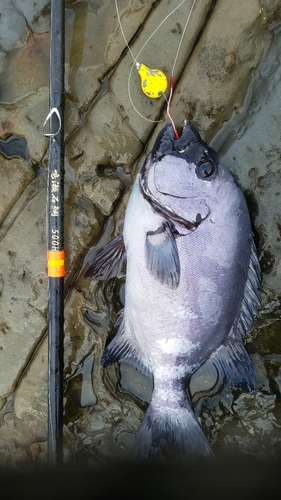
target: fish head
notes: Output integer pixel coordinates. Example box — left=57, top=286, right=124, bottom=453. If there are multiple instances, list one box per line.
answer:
left=140, top=122, right=240, bottom=233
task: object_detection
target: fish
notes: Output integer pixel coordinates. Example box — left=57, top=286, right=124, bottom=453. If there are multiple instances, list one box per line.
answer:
left=85, top=121, right=261, bottom=460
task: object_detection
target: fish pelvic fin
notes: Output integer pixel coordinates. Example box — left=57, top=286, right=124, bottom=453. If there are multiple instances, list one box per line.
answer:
left=101, top=310, right=153, bottom=377
left=84, top=235, right=126, bottom=280
left=134, top=398, right=214, bottom=461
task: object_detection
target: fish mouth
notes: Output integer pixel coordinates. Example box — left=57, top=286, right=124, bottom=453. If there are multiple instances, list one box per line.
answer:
left=150, top=121, right=218, bottom=165
left=139, top=156, right=208, bottom=232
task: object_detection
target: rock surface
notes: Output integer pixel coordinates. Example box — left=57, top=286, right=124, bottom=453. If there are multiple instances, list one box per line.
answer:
left=0, top=0, right=281, bottom=467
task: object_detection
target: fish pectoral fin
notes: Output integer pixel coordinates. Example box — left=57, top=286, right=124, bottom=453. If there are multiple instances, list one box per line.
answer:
left=145, top=222, right=180, bottom=289
left=84, top=234, right=126, bottom=280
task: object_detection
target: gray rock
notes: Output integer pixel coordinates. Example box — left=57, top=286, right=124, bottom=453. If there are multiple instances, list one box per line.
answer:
left=0, top=188, right=47, bottom=409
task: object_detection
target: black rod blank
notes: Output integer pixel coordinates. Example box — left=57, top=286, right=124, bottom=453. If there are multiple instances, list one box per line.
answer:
left=46, top=0, right=65, bottom=466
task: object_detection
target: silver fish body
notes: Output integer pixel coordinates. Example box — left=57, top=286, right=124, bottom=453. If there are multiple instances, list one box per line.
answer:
left=85, top=122, right=261, bottom=460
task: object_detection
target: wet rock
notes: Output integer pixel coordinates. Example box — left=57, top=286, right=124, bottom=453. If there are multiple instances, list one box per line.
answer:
left=216, top=26, right=281, bottom=301
left=64, top=287, right=104, bottom=377
left=65, top=368, right=143, bottom=464
left=0, top=88, right=49, bottom=165
left=65, top=0, right=154, bottom=111
left=0, top=0, right=49, bottom=63
left=10, top=0, right=49, bottom=33
left=201, top=388, right=281, bottom=459
left=14, top=337, right=47, bottom=424
left=0, top=4, right=27, bottom=52
left=12, top=334, right=48, bottom=465
left=81, top=175, right=125, bottom=217
left=0, top=31, right=49, bottom=103
left=170, top=0, right=273, bottom=139
left=0, top=157, right=35, bottom=225
left=0, top=188, right=47, bottom=410
left=0, top=410, right=47, bottom=468
left=110, top=0, right=214, bottom=142
left=0, top=136, right=28, bottom=160
left=260, top=0, right=281, bottom=27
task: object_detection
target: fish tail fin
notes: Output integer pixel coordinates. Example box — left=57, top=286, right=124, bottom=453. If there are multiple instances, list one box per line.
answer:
left=133, top=399, right=214, bottom=461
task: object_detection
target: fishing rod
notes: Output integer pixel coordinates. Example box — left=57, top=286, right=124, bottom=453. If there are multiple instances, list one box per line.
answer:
left=43, top=0, right=65, bottom=466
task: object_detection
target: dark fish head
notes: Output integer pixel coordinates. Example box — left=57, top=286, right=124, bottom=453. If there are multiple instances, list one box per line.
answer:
left=139, top=122, right=235, bottom=232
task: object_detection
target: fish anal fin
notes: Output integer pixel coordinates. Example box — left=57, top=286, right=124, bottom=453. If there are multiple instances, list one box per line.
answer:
left=84, top=235, right=126, bottom=280
left=209, top=338, right=255, bottom=393
left=145, top=222, right=180, bottom=289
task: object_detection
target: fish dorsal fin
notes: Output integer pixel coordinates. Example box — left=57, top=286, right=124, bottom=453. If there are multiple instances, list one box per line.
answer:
left=145, top=222, right=180, bottom=289
left=101, top=309, right=153, bottom=377
left=201, top=238, right=261, bottom=393
left=84, top=235, right=126, bottom=280
left=235, top=238, right=262, bottom=338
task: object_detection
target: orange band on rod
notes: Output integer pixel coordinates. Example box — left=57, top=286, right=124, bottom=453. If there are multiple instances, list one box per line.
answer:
left=48, top=251, right=65, bottom=277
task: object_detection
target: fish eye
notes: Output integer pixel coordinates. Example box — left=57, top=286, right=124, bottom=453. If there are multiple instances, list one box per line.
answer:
left=195, top=159, right=217, bottom=180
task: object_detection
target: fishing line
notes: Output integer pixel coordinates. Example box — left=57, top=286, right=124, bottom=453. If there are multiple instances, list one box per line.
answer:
left=115, top=0, right=197, bottom=135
